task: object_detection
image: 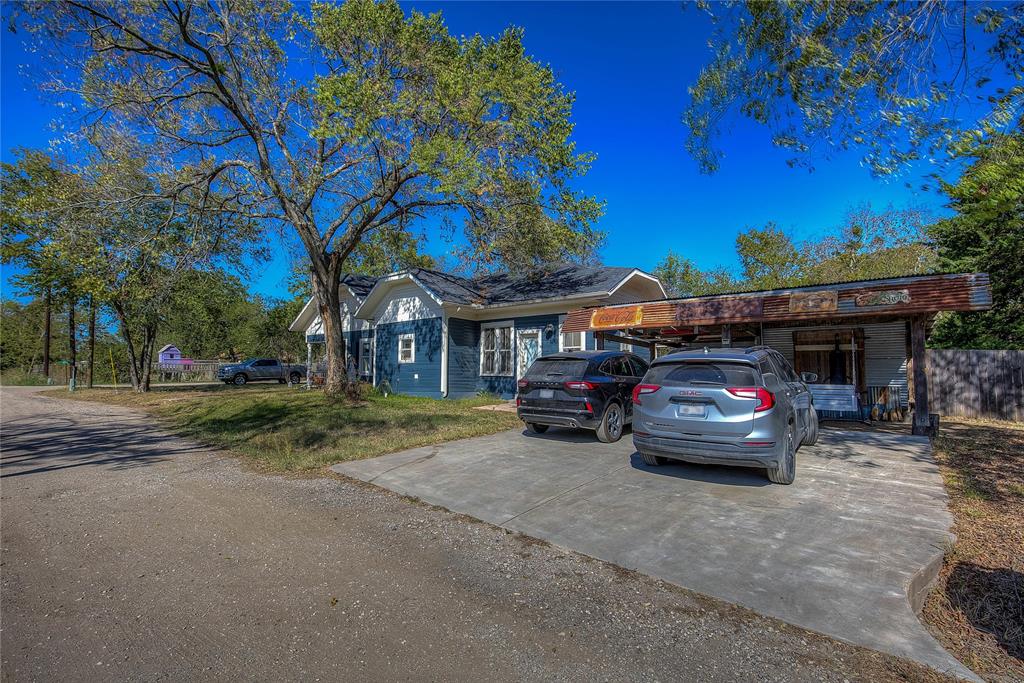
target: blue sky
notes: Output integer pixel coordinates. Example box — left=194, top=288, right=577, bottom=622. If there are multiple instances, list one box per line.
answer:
left=1, top=1, right=951, bottom=299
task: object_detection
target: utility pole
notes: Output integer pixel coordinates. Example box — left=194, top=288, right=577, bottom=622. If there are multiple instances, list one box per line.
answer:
left=87, top=295, right=96, bottom=388
left=42, top=286, right=52, bottom=381
left=68, top=296, right=77, bottom=392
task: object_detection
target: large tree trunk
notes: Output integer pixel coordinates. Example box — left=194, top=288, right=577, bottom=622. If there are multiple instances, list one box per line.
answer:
left=139, top=324, right=156, bottom=392
left=87, top=295, right=96, bottom=389
left=42, top=286, right=51, bottom=379
left=310, top=270, right=347, bottom=395
left=68, top=296, right=77, bottom=391
left=112, top=302, right=145, bottom=392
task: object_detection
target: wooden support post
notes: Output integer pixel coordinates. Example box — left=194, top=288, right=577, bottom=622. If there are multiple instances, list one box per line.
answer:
left=910, top=316, right=933, bottom=436
left=721, top=324, right=732, bottom=348
left=595, top=331, right=605, bottom=350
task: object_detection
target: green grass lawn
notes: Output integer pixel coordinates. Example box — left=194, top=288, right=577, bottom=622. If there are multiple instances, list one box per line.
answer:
left=61, top=384, right=521, bottom=472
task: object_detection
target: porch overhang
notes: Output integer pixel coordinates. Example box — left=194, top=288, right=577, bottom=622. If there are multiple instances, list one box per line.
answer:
left=561, top=272, right=992, bottom=439
left=561, top=272, right=992, bottom=336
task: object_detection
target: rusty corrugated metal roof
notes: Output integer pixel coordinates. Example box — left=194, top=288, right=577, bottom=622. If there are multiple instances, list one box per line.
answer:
left=562, top=272, right=992, bottom=333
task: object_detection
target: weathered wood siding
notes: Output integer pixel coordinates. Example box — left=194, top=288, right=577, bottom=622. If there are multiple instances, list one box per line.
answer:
left=927, top=349, right=1024, bottom=421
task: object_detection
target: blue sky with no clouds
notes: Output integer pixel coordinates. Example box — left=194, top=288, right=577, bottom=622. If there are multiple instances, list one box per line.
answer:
left=1, top=2, right=956, bottom=299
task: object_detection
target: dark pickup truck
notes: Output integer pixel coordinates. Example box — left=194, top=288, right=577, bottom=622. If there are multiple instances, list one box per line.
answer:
left=216, top=358, right=306, bottom=385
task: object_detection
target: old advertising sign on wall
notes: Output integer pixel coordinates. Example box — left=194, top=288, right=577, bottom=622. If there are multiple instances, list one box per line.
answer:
left=789, top=290, right=838, bottom=313
left=591, top=305, right=644, bottom=330
left=854, top=289, right=911, bottom=307
left=674, top=297, right=764, bottom=324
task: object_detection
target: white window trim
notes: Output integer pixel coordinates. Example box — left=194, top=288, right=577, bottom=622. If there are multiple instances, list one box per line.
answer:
left=359, top=337, right=372, bottom=375
left=398, top=333, right=415, bottom=364
left=480, top=320, right=514, bottom=377
left=558, top=316, right=584, bottom=352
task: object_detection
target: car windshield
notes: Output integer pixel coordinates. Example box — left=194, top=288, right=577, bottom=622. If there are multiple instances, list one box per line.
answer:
left=526, top=358, right=589, bottom=379
left=646, top=361, right=758, bottom=386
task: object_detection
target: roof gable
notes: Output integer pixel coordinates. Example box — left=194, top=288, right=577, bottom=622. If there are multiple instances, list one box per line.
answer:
left=339, top=264, right=664, bottom=321
left=359, top=263, right=661, bottom=311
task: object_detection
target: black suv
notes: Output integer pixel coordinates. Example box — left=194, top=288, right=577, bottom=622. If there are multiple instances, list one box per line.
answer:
left=516, top=350, right=650, bottom=443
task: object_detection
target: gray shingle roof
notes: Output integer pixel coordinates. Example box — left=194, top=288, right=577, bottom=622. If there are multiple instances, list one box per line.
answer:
left=339, top=274, right=381, bottom=301
left=470, top=264, right=636, bottom=304
left=401, top=263, right=639, bottom=306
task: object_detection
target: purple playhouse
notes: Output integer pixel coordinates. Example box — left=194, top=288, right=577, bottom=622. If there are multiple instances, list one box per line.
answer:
left=157, top=344, right=193, bottom=368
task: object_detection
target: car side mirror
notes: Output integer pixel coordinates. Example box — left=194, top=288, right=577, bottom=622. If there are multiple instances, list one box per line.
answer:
left=800, top=372, right=818, bottom=384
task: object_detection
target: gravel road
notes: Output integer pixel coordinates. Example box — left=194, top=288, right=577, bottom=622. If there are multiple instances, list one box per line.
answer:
left=0, top=387, right=952, bottom=682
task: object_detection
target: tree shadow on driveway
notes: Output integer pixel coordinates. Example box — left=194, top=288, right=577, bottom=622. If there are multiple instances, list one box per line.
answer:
left=0, top=415, right=205, bottom=479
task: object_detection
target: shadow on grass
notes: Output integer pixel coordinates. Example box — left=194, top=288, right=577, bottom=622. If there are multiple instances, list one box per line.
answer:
left=943, top=562, right=1024, bottom=663
left=936, top=420, right=1024, bottom=505
left=163, top=393, right=519, bottom=460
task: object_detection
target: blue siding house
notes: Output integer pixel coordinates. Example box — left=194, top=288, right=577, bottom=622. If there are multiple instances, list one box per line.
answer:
left=290, top=264, right=665, bottom=398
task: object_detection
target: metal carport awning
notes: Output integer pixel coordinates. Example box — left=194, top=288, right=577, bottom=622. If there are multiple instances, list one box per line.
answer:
left=561, top=272, right=992, bottom=436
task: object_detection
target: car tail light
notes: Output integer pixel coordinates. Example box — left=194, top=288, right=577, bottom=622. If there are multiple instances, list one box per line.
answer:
left=632, top=384, right=661, bottom=405
left=564, top=380, right=596, bottom=391
left=515, top=396, right=521, bottom=407
left=517, top=378, right=529, bottom=389
left=726, top=386, right=775, bottom=412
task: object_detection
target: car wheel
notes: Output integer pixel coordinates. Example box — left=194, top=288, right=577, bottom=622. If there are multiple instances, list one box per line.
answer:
left=232, top=373, right=248, bottom=386
left=640, top=451, right=667, bottom=467
left=526, top=423, right=549, bottom=434
left=767, top=426, right=797, bottom=484
left=289, top=372, right=302, bottom=384
left=803, top=406, right=819, bottom=446
left=596, top=402, right=624, bottom=443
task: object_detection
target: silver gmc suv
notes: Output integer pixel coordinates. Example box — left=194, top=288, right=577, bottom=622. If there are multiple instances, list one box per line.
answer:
left=632, top=347, right=819, bottom=484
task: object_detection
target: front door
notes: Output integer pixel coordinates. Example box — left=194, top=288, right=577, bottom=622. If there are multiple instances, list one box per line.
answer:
left=516, top=329, right=542, bottom=380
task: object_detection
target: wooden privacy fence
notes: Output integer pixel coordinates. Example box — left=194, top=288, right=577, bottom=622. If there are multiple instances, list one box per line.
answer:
left=926, top=349, right=1024, bottom=422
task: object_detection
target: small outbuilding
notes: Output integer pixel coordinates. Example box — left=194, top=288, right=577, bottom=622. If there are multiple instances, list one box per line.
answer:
left=158, top=344, right=184, bottom=364
left=560, top=273, right=993, bottom=436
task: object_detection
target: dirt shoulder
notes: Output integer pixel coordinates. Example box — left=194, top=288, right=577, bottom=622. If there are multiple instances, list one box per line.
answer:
left=922, top=417, right=1024, bottom=682
left=2, top=387, right=957, bottom=682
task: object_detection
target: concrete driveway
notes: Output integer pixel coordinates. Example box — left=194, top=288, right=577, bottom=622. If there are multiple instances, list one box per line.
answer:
left=334, top=426, right=973, bottom=680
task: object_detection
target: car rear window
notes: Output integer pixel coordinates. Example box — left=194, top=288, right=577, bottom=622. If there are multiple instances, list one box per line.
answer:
left=526, top=358, right=589, bottom=378
left=646, top=361, right=758, bottom=386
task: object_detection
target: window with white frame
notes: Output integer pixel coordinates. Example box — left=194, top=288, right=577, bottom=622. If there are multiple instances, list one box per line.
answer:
left=398, top=334, right=415, bottom=363
left=359, top=338, right=372, bottom=375
left=559, top=317, right=584, bottom=352
left=481, top=323, right=513, bottom=375
left=560, top=330, right=584, bottom=352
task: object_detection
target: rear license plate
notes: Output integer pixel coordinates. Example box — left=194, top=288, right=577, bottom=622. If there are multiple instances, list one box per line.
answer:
left=676, top=404, right=706, bottom=418
left=538, top=389, right=554, bottom=399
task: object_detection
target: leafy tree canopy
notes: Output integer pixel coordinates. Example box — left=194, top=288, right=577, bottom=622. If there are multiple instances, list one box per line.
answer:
left=20, top=0, right=606, bottom=393
left=654, top=203, right=937, bottom=296
left=685, top=1, right=1024, bottom=175
left=654, top=251, right=736, bottom=297
left=929, top=129, right=1024, bottom=349
left=735, top=223, right=805, bottom=289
